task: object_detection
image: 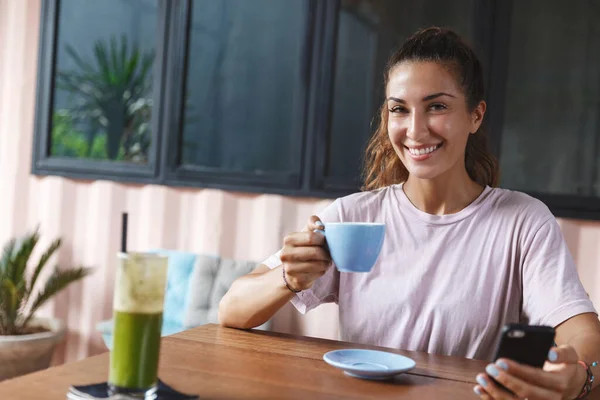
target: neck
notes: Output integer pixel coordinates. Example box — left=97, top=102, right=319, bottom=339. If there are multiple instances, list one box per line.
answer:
left=402, top=167, right=484, bottom=215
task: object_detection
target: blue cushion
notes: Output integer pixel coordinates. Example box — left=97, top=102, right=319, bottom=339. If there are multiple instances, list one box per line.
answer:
left=157, top=250, right=197, bottom=327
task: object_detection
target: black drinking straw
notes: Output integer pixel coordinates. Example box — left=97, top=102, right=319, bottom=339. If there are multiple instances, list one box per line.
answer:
left=121, top=212, right=128, bottom=253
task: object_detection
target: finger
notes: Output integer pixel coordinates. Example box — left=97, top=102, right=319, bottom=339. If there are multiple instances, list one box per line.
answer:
left=283, top=261, right=331, bottom=274
left=475, top=374, right=517, bottom=400
left=496, top=358, right=568, bottom=392
left=280, top=245, right=330, bottom=263
left=307, top=215, right=325, bottom=231
left=485, top=363, right=561, bottom=399
left=547, top=345, right=579, bottom=365
left=283, top=231, right=326, bottom=247
left=473, top=385, right=493, bottom=399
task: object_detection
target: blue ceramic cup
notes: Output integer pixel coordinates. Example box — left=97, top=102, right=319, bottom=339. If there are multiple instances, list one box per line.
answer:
left=316, top=223, right=385, bottom=273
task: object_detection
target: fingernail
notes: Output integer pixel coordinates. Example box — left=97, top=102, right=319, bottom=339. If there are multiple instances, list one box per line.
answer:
left=476, top=375, right=488, bottom=387
left=473, top=386, right=482, bottom=395
left=548, top=350, right=558, bottom=362
left=496, top=360, right=508, bottom=371
left=315, top=221, right=324, bottom=227
left=486, top=364, right=499, bottom=377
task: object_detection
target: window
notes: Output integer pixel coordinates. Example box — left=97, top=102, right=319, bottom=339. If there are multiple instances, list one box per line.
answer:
left=50, top=0, right=157, bottom=164
left=33, top=0, right=600, bottom=219
left=34, top=0, right=164, bottom=180
left=498, top=1, right=600, bottom=206
left=179, top=0, right=306, bottom=181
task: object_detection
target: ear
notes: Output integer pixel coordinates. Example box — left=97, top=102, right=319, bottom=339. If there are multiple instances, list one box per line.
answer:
left=470, top=101, right=486, bottom=134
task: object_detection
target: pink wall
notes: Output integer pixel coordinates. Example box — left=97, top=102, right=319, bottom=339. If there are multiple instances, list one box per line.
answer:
left=1, top=0, right=599, bottom=365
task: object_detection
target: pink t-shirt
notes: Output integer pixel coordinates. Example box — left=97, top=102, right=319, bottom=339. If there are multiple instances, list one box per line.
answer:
left=263, top=184, right=597, bottom=360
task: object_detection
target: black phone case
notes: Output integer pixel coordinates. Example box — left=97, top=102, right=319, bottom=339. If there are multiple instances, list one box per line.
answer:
left=488, top=324, right=555, bottom=394
left=492, top=324, right=555, bottom=367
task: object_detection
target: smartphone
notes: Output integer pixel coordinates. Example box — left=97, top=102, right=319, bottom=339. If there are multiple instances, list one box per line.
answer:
left=492, top=324, right=556, bottom=367
left=489, top=324, right=555, bottom=392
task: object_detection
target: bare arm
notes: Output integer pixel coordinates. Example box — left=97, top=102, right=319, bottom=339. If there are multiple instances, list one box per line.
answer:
left=217, top=264, right=295, bottom=329
left=555, top=312, right=600, bottom=395
left=218, top=216, right=331, bottom=330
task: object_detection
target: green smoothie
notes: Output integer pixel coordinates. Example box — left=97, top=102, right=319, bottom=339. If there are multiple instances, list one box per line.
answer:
left=109, top=310, right=163, bottom=389
left=108, top=252, right=168, bottom=396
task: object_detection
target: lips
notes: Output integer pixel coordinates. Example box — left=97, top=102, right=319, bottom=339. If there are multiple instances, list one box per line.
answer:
left=404, top=143, right=443, bottom=160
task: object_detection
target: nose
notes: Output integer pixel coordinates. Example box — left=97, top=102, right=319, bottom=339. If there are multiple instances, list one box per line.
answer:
left=406, top=110, right=428, bottom=141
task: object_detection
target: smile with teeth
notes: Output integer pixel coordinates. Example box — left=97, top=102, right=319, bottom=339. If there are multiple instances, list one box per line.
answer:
left=406, top=143, right=442, bottom=156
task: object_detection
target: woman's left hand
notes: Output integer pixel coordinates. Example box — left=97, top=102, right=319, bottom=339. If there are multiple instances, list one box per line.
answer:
left=473, top=345, right=586, bottom=399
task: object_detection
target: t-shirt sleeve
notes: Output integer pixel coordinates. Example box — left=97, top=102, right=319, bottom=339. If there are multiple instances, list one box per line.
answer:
left=521, top=217, right=597, bottom=327
left=262, top=199, right=342, bottom=314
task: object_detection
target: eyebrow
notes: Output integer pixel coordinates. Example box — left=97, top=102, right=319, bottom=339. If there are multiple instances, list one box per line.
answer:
left=387, top=92, right=456, bottom=103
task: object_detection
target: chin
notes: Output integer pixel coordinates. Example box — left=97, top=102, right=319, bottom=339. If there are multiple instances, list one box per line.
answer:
left=406, top=168, right=445, bottom=181
left=398, top=158, right=442, bottom=181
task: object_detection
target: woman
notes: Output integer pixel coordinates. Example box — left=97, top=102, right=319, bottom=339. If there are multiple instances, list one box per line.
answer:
left=218, top=27, right=600, bottom=399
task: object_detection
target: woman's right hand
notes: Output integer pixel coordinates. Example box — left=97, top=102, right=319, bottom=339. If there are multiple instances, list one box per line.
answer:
left=280, top=215, right=332, bottom=292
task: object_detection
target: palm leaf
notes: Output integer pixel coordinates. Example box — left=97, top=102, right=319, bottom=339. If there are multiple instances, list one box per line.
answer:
left=0, top=238, right=16, bottom=277
left=119, top=35, right=128, bottom=75
left=0, top=290, right=7, bottom=335
left=2, top=280, right=17, bottom=311
left=1, top=279, right=19, bottom=334
left=27, top=238, right=61, bottom=297
left=65, top=45, right=96, bottom=75
left=56, top=71, right=106, bottom=95
left=0, top=279, right=11, bottom=323
left=123, top=48, right=140, bottom=88
left=0, top=230, right=93, bottom=334
left=12, top=229, right=40, bottom=285
left=22, top=267, right=92, bottom=328
left=110, top=36, right=119, bottom=81
left=57, top=36, right=154, bottom=162
left=94, top=41, right=113, bottom=86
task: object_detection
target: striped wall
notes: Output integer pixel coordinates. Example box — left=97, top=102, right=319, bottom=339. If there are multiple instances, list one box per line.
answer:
left=1, top=0, right=599, bottom=365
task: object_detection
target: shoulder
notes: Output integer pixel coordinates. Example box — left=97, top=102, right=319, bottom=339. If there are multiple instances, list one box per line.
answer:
left=485, top=187, right=555, bottom=229
left=334, top=185, right=397, bottom=222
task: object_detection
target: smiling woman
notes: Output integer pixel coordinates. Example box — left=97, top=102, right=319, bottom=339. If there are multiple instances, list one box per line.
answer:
left=219, top=27, right=600, bottom=400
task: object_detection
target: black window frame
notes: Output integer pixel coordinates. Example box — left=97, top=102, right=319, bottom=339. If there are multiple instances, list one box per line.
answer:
left=32, top=0, right=170, bottom=184
left=160, top=0, right=315, bottom=192
left=32, top=0, right=600, bottom=220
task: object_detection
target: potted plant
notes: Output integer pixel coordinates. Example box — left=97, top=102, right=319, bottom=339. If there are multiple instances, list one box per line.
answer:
left=0, top=229, right=91, bottom=380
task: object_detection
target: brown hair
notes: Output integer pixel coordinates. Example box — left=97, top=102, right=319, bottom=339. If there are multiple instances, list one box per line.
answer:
left=362, top=27, right=499, bottom=190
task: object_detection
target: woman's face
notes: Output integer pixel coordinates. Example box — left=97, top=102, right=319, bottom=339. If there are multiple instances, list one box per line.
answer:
left=386, top=61, right=485, bottom=181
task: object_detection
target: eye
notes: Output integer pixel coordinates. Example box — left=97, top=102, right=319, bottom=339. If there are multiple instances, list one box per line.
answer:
left=428, top=103, right=447, bottom=111
left=389, top=106, right=408, bottom=114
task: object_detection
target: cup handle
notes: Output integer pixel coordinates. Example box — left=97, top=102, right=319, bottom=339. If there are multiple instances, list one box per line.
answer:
left=313, top=228, right=330, bottom=252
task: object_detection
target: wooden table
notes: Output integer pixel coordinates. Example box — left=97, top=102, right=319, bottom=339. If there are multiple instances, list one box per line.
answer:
left=0, top=324, right=587, bottom=399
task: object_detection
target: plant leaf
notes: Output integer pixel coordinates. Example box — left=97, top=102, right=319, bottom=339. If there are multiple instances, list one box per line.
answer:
left=22, top=267, right=92, bottom=328
left=94, top=40, right=113, bottom=86
left=12, top=229, right=40, bottom=286
left=65, top=45, right=96, bottom=74
left=0, top=238, right=16, bottom=277
left=0, top=288, right=7, bottom=335
left=110, top=36, right=119, bottom=81
left=27, top=238, right=61, bottom=297
left=119, top=34, right=128, bottom=75
left=0, top=279, right=18, bottom=334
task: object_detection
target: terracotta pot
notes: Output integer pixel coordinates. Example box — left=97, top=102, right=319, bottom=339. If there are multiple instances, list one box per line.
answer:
left=0, top=317, right=65, bottom=381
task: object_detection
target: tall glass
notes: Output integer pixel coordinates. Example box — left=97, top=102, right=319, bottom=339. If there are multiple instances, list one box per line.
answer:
left=108, top=252, right=168, bottom=399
